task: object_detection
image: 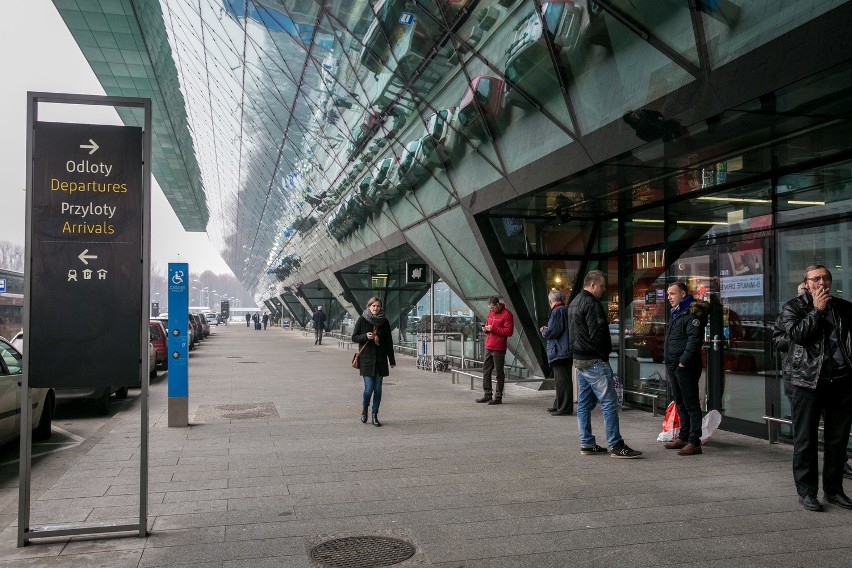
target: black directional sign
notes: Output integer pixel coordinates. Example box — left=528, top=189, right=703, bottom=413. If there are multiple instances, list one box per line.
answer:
left=29, top=122, right=144, bottom=388
left=406, top=263, right=428, bottom=284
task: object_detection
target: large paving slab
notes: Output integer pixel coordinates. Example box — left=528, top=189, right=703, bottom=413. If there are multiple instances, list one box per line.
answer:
left=0, top=324, right=849, bottom=566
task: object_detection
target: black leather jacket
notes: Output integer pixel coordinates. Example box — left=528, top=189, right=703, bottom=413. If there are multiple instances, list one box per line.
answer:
left=773, top=293, right=852, bottom=389
left=567, top=290, right=612, bottom=360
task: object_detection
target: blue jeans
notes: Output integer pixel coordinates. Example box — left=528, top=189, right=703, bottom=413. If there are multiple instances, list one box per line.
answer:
left=576, top=361, right=623, bottom=449
left=362, top=375, right=384, bottom=413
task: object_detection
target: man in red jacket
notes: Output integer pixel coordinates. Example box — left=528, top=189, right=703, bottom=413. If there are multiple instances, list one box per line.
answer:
left=476, top=297, right=515, bottom=405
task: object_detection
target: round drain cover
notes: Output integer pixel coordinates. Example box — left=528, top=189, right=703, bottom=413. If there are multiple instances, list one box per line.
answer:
left=310, top=536, right=416, bottom=567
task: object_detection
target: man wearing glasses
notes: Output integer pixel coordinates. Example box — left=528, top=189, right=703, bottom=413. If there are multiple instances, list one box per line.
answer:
left=774, top=265, right=852, bottom=512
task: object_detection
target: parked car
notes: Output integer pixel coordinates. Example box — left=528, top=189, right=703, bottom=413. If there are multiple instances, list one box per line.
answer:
left=189, top=314, right=204, bottom=343
left=457, top=75, right=506, bottom=140
left=205, top=312, right=219, bottom=326
left=150, top=320, right=168, bottom=370
left=155, top=315, right=194, bottom=350
left=52, top=340, right=153, bottom=416
left=197, top=313, right=211, bottom=337
left=0, top=337, right=53, bottom=446
left=10, top=329, right=23, bottom=352
left=503, top=1, right=584, bottom=108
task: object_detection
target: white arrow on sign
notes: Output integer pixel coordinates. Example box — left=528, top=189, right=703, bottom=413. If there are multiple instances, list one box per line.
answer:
left=78, top=249, right=97, bottom=265
left=79, top=139, right=99, bottom=155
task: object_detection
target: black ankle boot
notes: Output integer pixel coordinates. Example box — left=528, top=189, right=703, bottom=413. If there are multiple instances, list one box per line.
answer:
left=372, top=413, right=382, bottom=427
left=361, top=408, right=368, bottom=423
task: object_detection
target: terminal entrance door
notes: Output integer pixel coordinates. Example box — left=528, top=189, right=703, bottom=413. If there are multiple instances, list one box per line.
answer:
left=624, top=234, right=770, bottom=427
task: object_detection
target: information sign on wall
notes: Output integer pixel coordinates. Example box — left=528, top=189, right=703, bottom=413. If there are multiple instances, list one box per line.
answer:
left=28, top=122, right=144, bottom=388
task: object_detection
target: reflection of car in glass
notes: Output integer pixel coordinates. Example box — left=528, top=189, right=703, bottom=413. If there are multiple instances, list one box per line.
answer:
left=457, top=75, right=506, bottom=140
left=395, top=136, right=437, bottom=192
left=504, top=1, right=584, bottom=108
left=359, top=0, right=441, bottom=76
left=347, top=111, right=381, bottom=161
left=724, top=321, right=767, bottom=373
left=0, top=337, right=53, bottom=446
left=425, top=107, right=460, bottom=161
left=626, top=321, right=666, bottom=362
left=370, top=157, right=402, bottom=203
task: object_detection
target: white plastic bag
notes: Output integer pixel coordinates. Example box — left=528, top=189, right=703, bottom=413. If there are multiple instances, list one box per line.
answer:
left=657, top=428, right=679, bottom=442
left=700, top=410, right=722, bottom=444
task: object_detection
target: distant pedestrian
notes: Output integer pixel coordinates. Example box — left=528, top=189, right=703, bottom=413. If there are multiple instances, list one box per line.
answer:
left=252, top=312, right=260, bottom=331
left=774, top=264, right=852, bottom=512
left=541, top=289, right=572, bottom=416
left=399, top=309, right=409, bottom=342
left=476, top=297, right=514, bottom=405
left=245, top=313, right=251, bottom=327
left=262, top=312, right=269, bottom=330
left=353, top=297, right=395, bottom=426
left=662, top=282, right=709, bottom=456
left=312, top=306, right=327, bottom=345
left=568, top=270, right=642, bottom=459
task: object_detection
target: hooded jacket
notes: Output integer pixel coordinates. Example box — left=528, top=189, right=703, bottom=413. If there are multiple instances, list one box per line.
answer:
left=663, top=296, right=709, bottom=368
left=484, top=304, right=514, bottom=352
left=773, top=292, right=852, bottom=389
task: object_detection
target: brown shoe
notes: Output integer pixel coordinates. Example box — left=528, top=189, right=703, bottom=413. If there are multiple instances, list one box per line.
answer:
left=664, top=439, right=687, bottom=450
left=677, top=443, right=702, bottom=456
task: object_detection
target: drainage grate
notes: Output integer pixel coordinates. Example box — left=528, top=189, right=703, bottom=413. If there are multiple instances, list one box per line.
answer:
left=237, top=361, right=257, bottom=364
left=310, top=536, right=416, bottom=567
left=194, top=402, right=279, bottom=422
left=225, top=356, right=243, bottom=359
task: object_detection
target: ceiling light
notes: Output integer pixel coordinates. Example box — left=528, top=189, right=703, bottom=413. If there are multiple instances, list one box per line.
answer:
left=632, top=218, right=664, bottom=223
left=697, top=196, right=770, bottom=204
left=676, top=220, right=728, bottom=225
left=787, top=200, right=825, bottom=206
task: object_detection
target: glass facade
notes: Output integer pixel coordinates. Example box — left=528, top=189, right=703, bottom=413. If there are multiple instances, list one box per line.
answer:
left=54, top=0, right=852, bottom=439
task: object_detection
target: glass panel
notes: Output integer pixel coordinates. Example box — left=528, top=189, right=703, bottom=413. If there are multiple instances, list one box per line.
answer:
left=625, top=208, right=665, bottom=249
left=777, top=160, right=852, bottom=226
left=667, top=180, right=772, bottom=245
left=776, top=219, right=852, bottom=452
left=609, top=0, right=699, bottom=66
left=701, top=0, right=846, bottom=70
left=566, top=1, right=695, bottom=135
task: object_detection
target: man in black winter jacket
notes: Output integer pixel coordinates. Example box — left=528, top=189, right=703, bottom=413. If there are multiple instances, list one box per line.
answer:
left=568, top=270, right=642, bottom=459
left=662, top=282, right=709, bottom=456
left=774, top=264, right=852, bottom=512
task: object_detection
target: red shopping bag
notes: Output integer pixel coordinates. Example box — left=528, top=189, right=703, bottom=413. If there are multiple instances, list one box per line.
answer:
left=662, top=401, right=680, bottom=432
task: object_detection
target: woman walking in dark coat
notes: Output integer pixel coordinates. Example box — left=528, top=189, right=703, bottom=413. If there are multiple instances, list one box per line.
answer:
left=352, top=297, right=395, bottom=426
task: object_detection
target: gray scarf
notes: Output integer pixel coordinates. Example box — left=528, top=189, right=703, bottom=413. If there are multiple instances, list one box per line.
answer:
left=362, top=308, right=386, bottom=327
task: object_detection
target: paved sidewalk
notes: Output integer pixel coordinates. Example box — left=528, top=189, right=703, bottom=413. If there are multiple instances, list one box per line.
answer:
left=0, top=324, right=850, bottom=567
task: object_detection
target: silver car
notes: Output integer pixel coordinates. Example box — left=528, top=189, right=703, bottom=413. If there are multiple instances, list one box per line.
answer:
left=0, top=337, right=54, bottom=446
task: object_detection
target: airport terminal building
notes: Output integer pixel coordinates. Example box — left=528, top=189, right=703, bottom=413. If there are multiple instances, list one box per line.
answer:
left=51, top=0, right=852, bottom=441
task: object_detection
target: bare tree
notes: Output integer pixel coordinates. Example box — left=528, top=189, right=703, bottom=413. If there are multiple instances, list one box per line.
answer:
left=0, top=240, right=24, bottom=272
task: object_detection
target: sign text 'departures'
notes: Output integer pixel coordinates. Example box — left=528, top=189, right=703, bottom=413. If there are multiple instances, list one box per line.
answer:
left=28, top=122, right=143, bottom=388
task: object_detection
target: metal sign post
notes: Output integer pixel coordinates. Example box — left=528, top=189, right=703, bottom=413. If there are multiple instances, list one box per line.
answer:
left=19, top=92, right=151, bottom=546
left=168, top=263, right=189, bottom=426
left=430, top=268, right=435, bottom=373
